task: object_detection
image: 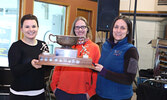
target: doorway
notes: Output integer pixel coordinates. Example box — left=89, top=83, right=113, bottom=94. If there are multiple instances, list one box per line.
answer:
left=77, top=9, right=92, bottom=27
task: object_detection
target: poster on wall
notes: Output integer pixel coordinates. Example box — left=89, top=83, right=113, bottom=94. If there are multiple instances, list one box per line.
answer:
left=0, top=26, right=11, bottom=57
left=0, top=26, right=12, bottom=67
left=158, top=0, right=167, bottom=5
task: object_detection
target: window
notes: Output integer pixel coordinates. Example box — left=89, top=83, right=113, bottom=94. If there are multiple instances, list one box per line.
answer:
left=0, top=0, right=20, bottom=67
left=34, top=1, right=66, bottom=54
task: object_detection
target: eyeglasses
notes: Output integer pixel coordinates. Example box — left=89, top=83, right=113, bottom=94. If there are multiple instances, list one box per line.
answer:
left=75, top=26, right=87, bottom=30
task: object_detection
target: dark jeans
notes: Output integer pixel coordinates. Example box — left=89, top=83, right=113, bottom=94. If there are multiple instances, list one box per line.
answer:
left=9, top=92, right=45, bottom=100
left=55, top=89, right=87, bottom=100
left=93, top=94, right=131, bottom=100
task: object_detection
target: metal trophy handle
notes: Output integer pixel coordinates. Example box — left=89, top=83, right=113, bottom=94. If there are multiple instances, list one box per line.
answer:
left=48, top=34, right=80, bottom=49
left=49, top=34, right=57, bottom=43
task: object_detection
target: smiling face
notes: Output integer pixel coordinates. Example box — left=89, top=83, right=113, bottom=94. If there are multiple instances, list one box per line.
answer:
left=113, top=19, right=128, bottom=43
left=74, top=20, right=88, bottom=38
left=21, top=20, right=38, bottom=40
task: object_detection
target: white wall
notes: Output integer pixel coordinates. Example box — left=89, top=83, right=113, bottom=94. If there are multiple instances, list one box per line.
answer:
left=120, top=0, right=156, bottom=11
left=135, top=19, right=160, bottom=69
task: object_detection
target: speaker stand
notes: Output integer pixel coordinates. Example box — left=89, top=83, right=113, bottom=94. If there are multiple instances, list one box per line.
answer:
left=105, top=31, right=108, bottom=40
left=132, top=0, right=137, bottom=45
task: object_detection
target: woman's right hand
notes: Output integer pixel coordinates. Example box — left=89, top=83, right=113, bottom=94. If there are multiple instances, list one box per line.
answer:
left=94, top=64, right=103, bottom=72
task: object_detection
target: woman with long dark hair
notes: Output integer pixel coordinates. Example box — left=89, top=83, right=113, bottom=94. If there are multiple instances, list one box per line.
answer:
left=94, top=15, right=139, bottom=100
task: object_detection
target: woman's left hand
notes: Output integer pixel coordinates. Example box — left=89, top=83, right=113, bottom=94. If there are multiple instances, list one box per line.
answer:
left=31, top=59, right=42, bottom=69
left=94, top=64, right=103, bottom=72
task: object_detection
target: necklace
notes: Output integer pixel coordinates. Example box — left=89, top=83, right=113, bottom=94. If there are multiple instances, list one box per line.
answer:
left=79, top=43, right=89, bottom=58
left=74, top=38, right=89, bottom=58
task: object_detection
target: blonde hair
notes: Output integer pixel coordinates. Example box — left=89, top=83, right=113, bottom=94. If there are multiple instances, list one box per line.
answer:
left=70, top=16, right=92, bottom=40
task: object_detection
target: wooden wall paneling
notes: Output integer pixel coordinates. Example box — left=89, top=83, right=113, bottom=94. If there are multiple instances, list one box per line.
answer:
left=77, top=9, right=92, bottom=26
left=23, top=0, right=97, bottom=41
left=22, top=0, right=34, bottom=15
left=77, top=9, right=94, bottom=40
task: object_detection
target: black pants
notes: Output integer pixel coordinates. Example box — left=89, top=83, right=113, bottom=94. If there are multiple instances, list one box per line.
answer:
left=55, top=89, right=87, bottom=100
left=93, top=94, right=131, bottom=100
left=9, top=92, right=46, bottom=100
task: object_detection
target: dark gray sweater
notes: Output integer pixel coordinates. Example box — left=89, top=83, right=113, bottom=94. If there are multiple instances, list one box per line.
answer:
left=8, top=40, right=49, bottom=91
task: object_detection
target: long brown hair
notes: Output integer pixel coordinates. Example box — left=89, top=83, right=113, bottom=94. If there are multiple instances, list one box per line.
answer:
left=109, top=15, right=132, bottom=44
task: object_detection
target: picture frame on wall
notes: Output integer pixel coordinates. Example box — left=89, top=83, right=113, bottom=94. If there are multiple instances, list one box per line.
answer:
left=155, top=0, right=167, bottom=11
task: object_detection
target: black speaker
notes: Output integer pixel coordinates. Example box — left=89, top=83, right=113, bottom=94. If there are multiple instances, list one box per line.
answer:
left=96, top=0, right=120, bottom=32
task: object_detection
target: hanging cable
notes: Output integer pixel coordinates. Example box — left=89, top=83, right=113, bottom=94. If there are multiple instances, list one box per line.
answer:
left=128, top=0, right=131, bottom=18
left=132, top=0, right=137, bottom=45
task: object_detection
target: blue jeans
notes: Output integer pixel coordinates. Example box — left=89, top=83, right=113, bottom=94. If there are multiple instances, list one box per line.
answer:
left=55, top=89, right=87, bottom=100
